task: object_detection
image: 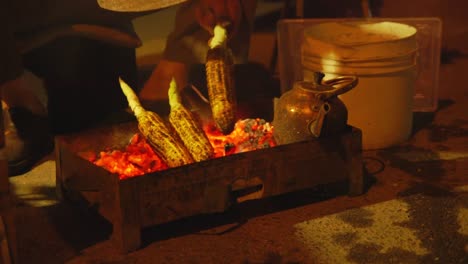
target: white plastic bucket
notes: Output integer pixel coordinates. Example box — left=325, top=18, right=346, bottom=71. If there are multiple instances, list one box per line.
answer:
left=301, top=21, right=418, bottom=150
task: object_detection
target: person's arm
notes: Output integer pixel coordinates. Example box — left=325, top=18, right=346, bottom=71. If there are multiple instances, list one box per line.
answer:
left=139, top=0, right=257, bottom=101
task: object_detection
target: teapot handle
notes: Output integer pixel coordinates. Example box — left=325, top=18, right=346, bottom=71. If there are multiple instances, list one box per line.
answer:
left=319, top=76, right=358, bottom=100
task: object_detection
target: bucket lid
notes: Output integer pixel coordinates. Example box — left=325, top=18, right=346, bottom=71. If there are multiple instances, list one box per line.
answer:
left=97, top=0, right=188, bottom=12
left=302, top=21, right=418, bottom=61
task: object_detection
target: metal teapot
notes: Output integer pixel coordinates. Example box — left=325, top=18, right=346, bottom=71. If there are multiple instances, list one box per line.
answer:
left=272, top=72, right=358, bottom=145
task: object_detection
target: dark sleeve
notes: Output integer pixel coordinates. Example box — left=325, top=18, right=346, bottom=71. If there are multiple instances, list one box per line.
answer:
left=163, top=0, right=257, bottom=65
left=0, top=0, right=23, bottom=84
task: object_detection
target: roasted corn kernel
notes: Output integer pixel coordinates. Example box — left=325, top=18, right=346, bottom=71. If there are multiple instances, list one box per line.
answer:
left=168, top=78, right=214, bottom=162
left=206, top=25, right=237, bottom=134
left=119, top=78, right=194, bottom=168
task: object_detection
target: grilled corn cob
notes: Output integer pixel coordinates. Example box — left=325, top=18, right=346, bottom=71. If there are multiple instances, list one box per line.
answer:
left=206, top=24, right=237, bottom=134
left=118, top=78, right=194, bottom=168
left=168, top=78, right=214, bottom=162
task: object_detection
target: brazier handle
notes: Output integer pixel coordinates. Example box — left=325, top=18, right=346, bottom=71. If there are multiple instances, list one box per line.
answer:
left=230, top=177, right=264, bottom=203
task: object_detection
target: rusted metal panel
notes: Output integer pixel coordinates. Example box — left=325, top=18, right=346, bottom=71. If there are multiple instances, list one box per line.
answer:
left=55, top=121, right=363, bottom=253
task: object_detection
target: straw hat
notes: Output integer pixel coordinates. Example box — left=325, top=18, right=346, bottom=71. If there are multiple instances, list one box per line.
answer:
left=97, top=0, right=189, bottom=12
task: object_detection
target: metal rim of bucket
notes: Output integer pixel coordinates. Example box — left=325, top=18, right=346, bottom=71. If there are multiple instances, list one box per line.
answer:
left=302, top=54, right=417, bottom=68
left=303, top=67, right=417, bottom=77
left=302, top=52, right=417, bottom=75
left=301, top=47, right=419, bottom=63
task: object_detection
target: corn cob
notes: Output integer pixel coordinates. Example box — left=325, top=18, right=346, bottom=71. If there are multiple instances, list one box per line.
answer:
left=118, top=78, right=194, bottom=168
left=168, top=78, right=215, bottom=162
left=206, top=24, right=237, bottom=134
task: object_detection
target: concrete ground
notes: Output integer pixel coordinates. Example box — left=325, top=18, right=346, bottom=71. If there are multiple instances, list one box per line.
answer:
left=5, top=1, right=468, bottom=263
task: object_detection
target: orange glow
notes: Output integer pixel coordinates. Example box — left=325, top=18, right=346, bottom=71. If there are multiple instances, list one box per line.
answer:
left=91, top=133, right=168, bottom=180
left=90, top=118, right=275, bottom=179
left=204, top=118, right=276, bottom=157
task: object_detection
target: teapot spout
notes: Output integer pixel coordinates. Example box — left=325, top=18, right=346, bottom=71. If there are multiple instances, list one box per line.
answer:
left=309, top=102, right=330, bottom=137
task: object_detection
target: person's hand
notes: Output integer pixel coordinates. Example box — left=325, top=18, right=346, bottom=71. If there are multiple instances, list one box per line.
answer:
left=138, top=59, right=188, bottom=102
left=194, top=0, right=242, bottom=37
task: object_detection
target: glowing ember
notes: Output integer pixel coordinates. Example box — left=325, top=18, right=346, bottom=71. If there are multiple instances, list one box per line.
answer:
left=89, top=133, right=168, bottom=180
left=204, top=118, right=276, bottom=157
left=90, top=118, right=275, bottom=179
